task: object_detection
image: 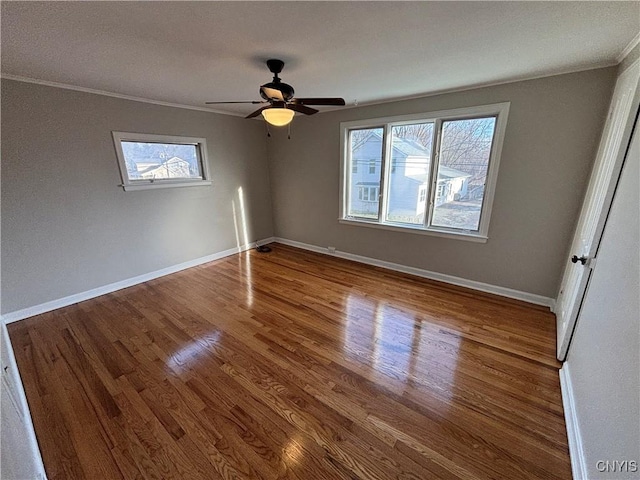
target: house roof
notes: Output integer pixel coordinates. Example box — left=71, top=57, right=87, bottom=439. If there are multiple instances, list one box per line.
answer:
left=137, top=156, right=187, bottom=174
left=355, top=131, right=430, bottom=159
left=391, top=137, right=430, bottom=158
left=407, top=166, right=471, bottom=184
left=354, top=132, right=470, bottom=181
left=438, top=166, right=472, bottom=180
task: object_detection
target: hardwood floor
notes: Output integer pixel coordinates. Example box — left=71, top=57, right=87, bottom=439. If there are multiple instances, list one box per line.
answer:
left=8, top=243, right=571, bottom=479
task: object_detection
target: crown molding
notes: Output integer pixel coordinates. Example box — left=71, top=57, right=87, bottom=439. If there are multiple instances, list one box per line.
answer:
left=2, top=60, right=620, bottom=119
left=330, top=61, right=619, bottom=114
left=617, top=32, right=640, bottom=64
left=0, top=73, right=244, bottom=117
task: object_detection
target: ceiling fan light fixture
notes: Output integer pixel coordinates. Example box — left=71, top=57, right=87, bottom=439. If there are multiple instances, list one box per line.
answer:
left=262, top=107, right=295, bottom=127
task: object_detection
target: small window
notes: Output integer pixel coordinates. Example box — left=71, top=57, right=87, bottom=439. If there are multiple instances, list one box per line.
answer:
left=112, top=132, right=211, bottom=191
left=358, top=186, right=379, bottom=202
left=340, top=103, right=509, bottom=241
left=419, top=187, right=427, bottom=203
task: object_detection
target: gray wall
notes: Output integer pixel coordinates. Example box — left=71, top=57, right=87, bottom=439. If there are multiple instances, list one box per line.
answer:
left=267, top=67, right=617, bottom=297
left=0, top=67, right=618, bottom=312
left=1, top=80, right=274, bottom=313
left=565, top=119, right=639, bottom=479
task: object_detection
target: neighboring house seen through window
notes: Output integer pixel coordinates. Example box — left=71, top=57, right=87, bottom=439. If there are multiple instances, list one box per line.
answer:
left=419, top=187, right=427, bottom=204
left=340, top=103, right=509, bottom=241
left=112, top=132, right=211, bottom=191
left=358, top=186, right=379, bottom=202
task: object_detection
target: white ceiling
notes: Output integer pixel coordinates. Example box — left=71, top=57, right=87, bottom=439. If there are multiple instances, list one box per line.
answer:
left=2, top=1, right=638, bottom=117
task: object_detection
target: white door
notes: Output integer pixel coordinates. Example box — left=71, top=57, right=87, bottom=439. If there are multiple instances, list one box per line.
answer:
left=556, top=60, right=640, bottom=361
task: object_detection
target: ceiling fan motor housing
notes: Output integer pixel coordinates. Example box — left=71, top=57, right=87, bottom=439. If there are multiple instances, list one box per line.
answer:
left=260, top=81, right=295, bottom=102
left=260, top=58, right=295, bottom=101
left=206, top=58, right=344, bottom=118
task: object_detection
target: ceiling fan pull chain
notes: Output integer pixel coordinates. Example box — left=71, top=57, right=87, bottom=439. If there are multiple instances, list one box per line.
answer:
left=266, top=123, right=271, bottom=138
left=288, top=122, right=291, bottom=140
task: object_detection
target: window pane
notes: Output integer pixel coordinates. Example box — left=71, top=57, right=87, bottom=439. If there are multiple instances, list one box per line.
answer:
left=385, top=123, right=434, bottom=225
left=121, top=142, right=202, bottom=181
left=348, top=128, right=383, bottom=219
left=431, top=117, right=496, bottom=231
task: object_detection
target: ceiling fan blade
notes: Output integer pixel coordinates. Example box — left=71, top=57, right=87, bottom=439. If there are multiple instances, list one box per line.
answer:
left=205, top=101, right=265, bottom=104
left=287, top=104, right=319, bottom=116
left=245, top=105, right=272, bottom=119
left=292, top=98, right=346, bottom=106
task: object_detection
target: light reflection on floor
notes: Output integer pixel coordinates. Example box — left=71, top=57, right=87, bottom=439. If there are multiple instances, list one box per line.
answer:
left=166, top=330, right=221, bottom=375
left=240, top=250, right=254, bottom=308
left=344, top=293, right=460, bottom=400
left=233, top=186, right=254, bottom=307
left=282, top=434, right=305, bottom=466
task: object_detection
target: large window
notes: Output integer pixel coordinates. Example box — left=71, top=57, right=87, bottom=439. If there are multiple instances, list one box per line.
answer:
left=112, top=132, right=211, bottom=191
left=341, top=103, right=509, bottom=241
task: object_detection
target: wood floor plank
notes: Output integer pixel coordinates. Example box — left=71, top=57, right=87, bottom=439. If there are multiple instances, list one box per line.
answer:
left=8, top=243, right=571, bottom=479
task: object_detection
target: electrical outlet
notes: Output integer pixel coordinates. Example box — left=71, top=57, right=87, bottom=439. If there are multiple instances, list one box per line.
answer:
left=327, top=246, right=336, bottom=253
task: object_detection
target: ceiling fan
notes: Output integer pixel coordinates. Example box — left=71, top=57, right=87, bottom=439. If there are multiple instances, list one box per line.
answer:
left=205, top=59, right=346, bottom=127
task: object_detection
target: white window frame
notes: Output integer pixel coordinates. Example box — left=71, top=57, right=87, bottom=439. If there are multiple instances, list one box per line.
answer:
left=339, top=102, right=510, bottom=242
left=112, top=131, right=212, bottom=191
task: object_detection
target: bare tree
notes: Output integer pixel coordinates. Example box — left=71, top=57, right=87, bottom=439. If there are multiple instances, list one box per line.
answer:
left=439, top=118, right=495, bottom=185
left=349, top=128, right=378, bottom=152
left=349, top=119, right=495, bottom=185
left=392, top=123, right=434, bottom=150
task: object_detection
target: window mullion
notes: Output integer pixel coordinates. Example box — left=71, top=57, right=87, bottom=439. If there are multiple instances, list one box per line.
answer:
left=345, top=130, right=353, bottom=217
left=426, top=119, right=443, bottom=228
left=378, top=124, right=392, bottom=223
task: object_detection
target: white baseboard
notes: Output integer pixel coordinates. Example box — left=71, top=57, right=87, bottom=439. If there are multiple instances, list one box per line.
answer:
left=2, top=233, right=553, bottom=323
left=560, top=364, right=587, bottom=480
left=1, top=323, right=48, bottom=479
left=273, top=237, right=555, bottom=308
left=2, top=237, right=276, bottom=324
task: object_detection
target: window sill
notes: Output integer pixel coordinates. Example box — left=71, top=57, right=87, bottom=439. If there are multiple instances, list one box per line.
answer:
left=122, top=180, right=212, bottom=191
left=338, top=218, right=488, bottom=243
